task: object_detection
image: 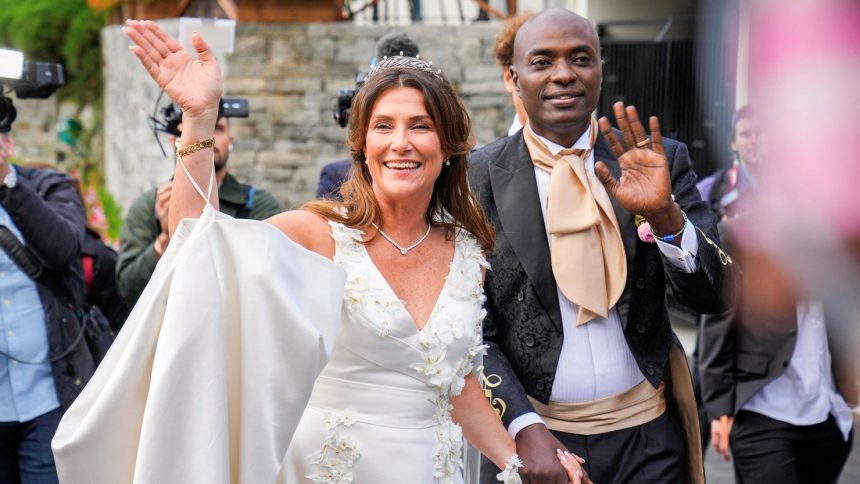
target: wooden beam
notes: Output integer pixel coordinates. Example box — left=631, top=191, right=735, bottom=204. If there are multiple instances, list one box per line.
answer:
left=216, top=0, right=238, bottom=20
left=472, top=0, right=508, bottom=20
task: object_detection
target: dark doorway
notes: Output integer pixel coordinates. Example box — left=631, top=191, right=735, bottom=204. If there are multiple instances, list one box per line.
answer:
left=598, top=38, right=736, bottom=178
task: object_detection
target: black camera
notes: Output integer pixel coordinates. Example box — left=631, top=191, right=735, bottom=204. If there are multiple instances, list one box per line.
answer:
left=331, top=32, right=420, bottom=128
left=333, top=71, right=368, bottom=128
left=153, top=97, right=250, bottom=136
left=148, top=95, right=250, bottom=158
left=0, top=48, right=65, bottom=133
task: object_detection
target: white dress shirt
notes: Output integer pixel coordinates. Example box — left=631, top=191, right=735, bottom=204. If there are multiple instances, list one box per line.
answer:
left=508, top=125, right=699, bottom=438
left=742, top=301, right=853, bottom=440
left=507, top=115, right=523, bottom=136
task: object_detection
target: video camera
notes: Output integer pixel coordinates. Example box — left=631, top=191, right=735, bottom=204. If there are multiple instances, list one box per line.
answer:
left=333, top=70, right=368, bottom=128
left=148, top=94, right=249, bottom=158
left=151, top=97, right=250, bottom=137
left=332, top=31, right=420, bottom=128
left=0, top=48, right=65, bottom=133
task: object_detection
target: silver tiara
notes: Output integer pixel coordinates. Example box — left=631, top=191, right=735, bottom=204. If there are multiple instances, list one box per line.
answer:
left=365, top=53, right=443, bottom=80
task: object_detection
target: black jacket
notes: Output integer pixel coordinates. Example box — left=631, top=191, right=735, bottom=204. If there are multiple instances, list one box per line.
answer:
left=697, top=216, right=858, bottom=419
left=0, top=165, right=93, bottom=410
left=468, top=130, right=726, bottom=426
left=82, top=227, right=130, bottom=331
left=315, top=159, right=352, bottom=199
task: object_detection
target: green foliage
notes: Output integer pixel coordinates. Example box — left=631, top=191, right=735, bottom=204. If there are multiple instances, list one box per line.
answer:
left=0, top=1, right=120, bottom=237
left=96, top=183, right=123, bottom=241
left=63, top=7, right=107, bottom=108
left=0, top=0, right=106, bottom=107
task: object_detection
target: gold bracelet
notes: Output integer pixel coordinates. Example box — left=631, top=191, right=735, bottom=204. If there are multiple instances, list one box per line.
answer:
left=175, top=137, right=215, bottom=158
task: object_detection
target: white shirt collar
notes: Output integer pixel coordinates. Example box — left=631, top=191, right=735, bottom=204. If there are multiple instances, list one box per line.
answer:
left=531, top=124, right=592, bottom=156
left=507, top=115, right=523, bottom=136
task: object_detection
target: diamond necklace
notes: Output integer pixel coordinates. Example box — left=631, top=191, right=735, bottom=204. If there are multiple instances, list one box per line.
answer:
left=371, top=222, right=432, bottom=255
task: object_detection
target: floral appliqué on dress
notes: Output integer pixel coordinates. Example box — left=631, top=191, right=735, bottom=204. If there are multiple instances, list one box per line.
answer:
left=308, top=411, right=361, bottom=484
left=411, top=230, right=489, bottom=483
left=320, top=222, right=489, bottom=484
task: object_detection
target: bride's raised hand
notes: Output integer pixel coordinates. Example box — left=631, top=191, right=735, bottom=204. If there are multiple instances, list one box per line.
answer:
left=556, top=449, right=593, bottom=484
left=123, top=20, right=222, bottom=123
left=124, top=20, right=222, bottom=234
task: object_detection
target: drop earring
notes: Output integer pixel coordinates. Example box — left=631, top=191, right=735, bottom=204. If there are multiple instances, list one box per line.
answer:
left=445, top=157, right=451, bottom=167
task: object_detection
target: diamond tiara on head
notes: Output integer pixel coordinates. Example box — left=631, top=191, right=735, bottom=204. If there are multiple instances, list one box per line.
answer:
left=365, top=53, right=443, bottom=80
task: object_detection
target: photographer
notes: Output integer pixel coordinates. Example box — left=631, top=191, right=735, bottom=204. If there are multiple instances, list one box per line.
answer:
left=116, top=104, right=281, bottom=307
left=316, top=32, right=420, bottom=199
left=0, top=125, right=90, bottom=482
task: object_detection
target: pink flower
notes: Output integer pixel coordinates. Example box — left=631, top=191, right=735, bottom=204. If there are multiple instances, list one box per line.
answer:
left=638, top=222, right=656, bottom=243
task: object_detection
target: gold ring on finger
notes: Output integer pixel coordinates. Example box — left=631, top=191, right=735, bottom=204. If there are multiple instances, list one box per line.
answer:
left=635, top=139, right=649, bottom=148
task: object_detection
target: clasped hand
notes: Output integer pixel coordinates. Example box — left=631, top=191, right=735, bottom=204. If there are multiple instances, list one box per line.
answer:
left=517, top=424, right=593, bottom=484
left=556, top=448, right=593, bottom=484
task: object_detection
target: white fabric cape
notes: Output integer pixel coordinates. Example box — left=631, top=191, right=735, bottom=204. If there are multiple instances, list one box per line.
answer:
left=52, top=206, right=345, bottom=484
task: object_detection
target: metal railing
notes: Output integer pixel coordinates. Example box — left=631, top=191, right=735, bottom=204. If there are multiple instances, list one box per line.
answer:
left=342, top=0, right=545, bottom=25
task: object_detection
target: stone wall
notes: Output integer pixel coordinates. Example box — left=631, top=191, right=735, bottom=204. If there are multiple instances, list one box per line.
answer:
left=102, top=21, right=510, bottom=211
left=2, top=97, right=59, bottom=162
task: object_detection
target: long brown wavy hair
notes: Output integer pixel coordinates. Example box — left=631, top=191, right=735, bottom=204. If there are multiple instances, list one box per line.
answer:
left=304, top=62, right=495, bottom=251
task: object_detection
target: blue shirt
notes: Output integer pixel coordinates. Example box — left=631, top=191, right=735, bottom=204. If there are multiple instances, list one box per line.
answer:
left=0, top=166, right=60, bottom=422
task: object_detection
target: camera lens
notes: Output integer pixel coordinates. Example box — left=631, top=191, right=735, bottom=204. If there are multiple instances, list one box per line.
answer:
left=333, top=88, right=356, bottom=128
left=0, top=97, right=16, bottom=133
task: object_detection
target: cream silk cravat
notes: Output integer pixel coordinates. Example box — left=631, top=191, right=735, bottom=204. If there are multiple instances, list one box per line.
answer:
left=523, top=119, right=627, bottom=325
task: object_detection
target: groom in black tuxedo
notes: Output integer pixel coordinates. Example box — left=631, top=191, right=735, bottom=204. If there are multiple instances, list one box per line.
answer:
left=469, top=8, right=727, bottom=484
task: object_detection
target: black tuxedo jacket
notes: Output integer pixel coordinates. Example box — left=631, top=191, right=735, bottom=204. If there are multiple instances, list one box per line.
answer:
left=698, top=305, right=798, bottom=422
left=468, top=130, right=726, bottom=427
left=697, top=226, right=858, bottom=421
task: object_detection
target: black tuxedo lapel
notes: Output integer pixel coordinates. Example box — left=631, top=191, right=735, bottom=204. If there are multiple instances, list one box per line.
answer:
left=594, top=134, right=637, bottom=273
left=488, top=132, right=563, bottom=333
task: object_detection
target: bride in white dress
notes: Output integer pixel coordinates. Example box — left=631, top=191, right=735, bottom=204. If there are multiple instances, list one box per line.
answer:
left=55, top=20, right=588, bottom=484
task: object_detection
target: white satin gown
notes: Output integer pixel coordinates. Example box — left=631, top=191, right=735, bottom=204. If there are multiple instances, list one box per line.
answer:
left=280, top=221, right=489, bottom=484
left=51, top=206, right=345, bottom=484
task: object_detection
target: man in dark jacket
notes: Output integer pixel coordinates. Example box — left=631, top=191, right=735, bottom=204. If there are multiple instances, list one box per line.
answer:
left=117, top=115, right=281, bottom=306
left=469, top=9, right=727, bottom=483
left=0, top=130, right=92, bottom=482
left=697, top=107, right=854, bottom=484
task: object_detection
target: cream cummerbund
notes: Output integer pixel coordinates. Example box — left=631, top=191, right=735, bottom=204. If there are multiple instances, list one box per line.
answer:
left=528, top=379, right=666, bottom=435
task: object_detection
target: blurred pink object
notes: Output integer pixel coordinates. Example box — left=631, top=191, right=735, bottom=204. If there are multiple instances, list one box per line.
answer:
left=748, top=0, right=860, bottom=241
left=741, top=0, right=860, bottom=378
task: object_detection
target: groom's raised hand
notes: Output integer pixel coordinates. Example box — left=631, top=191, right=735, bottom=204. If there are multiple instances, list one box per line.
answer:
left=595, top=102, right=685, bottom=242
